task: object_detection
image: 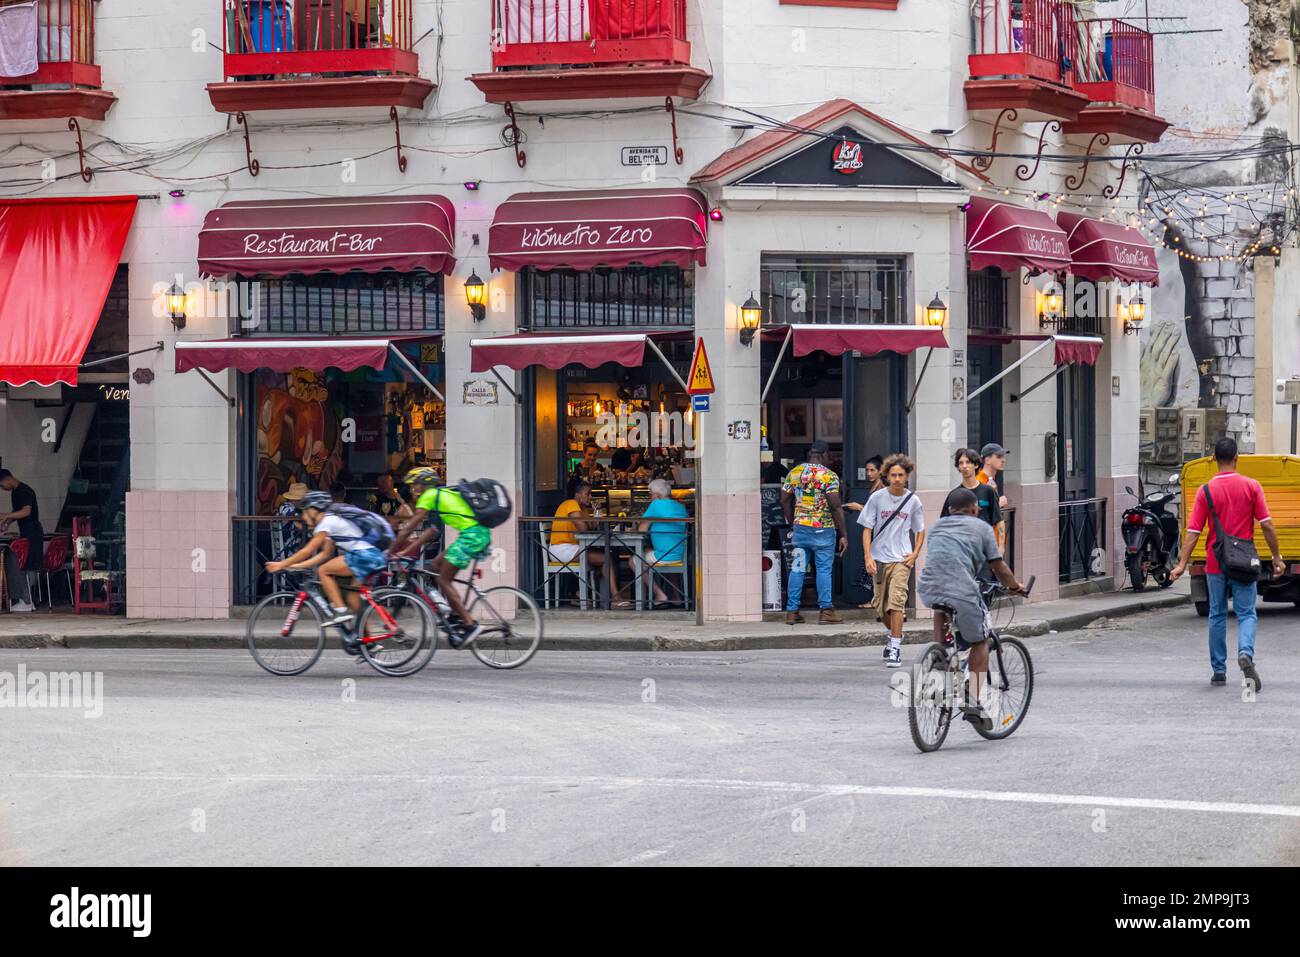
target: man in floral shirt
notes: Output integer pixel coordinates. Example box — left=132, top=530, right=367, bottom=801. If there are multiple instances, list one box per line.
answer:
left=781, top=440, right=848, bottom=625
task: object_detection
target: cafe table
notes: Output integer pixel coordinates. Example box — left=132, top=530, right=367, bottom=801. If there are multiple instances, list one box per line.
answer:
left=575, top=527, right=650, bottom=611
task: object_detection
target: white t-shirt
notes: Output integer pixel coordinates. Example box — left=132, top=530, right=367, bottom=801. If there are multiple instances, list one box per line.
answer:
left=315, top=513, right=369, bottom=553
left=857, top=486, right=925, bottom=563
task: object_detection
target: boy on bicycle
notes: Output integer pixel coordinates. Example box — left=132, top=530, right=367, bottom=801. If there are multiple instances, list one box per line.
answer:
left=392, top=468, right=492, bottom=647
left=918, top=487, right=1029, bottom=726
left=265, top=490, right=391, bottom=649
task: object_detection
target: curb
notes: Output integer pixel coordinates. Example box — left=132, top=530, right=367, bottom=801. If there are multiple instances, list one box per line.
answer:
left=2, top=592, right=1191, bottom=652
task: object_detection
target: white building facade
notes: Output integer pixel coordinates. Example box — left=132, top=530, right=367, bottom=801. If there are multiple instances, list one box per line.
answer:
left=0, top=0, right=1168, bottom=620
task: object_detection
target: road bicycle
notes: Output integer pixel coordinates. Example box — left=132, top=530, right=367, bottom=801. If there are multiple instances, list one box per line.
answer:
left=390, top=556, right=544, bottom=669
left=245, top=571, right=437, bottom=677
left=907, top=575, right=1036, bottom=753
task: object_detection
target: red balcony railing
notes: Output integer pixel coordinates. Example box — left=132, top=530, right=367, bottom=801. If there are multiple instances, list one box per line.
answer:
left=221, top=0, right=418, bottom=80
left=0, top=0, right=100, bottom=90
left=490, top=0, right=691, bottom=69
left=1073, top=19, right=1155, bottom=114
left=969, top=0, right=1077, bottom=88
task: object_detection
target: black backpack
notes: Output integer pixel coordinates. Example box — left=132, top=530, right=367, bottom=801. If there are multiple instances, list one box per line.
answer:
left=457, top=479, right=513, bottom=528
left=327, top=504, right=396, bottom=551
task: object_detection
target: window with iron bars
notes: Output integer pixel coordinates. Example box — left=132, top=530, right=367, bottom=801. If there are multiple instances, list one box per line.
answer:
left=760, top=255, right=909, bottom=326
left=234, top=271, right=444, bottom=336
left=968, top=268, right=1010, bottom=332
left=1060, top=278, right=1105, bottom=336
left=520, top=265, right=694, bottom=329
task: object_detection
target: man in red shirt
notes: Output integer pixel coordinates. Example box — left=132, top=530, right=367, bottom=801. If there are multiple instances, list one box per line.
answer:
left=1171, top=438, right=1285, bottom=690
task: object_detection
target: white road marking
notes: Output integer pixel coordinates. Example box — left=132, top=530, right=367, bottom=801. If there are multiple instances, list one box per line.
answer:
left=12, top=770, right=1300, bottom=819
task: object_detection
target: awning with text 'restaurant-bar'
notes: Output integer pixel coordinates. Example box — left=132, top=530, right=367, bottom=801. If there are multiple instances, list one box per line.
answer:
left=968, top=332, right=1104, bottom=367
left=760, top=324, right=949, bottom=357
left=0, top=196, right=138, bottom=387
left=488, top=188, right=709, bottom=272
left=176, top=337, right=405, bottom=375
left=470, top=330, right=691, bottom=373
left=1056, top=211, right=1160, bottom=285
left=197, top=195, right=456, bottom=278
left=965, top=196, right=1072, bottom=274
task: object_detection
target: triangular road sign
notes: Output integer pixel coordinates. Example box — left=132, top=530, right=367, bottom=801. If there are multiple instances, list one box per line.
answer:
left=687, top=338, right=715, bottom=395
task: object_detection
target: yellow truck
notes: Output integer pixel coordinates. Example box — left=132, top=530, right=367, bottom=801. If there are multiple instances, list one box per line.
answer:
left=1181, top=454, right=1300, bottom=617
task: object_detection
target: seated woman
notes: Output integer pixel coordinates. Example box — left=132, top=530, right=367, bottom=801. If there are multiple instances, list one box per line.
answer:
left=636, top=478, right=689, bottom=607
left=550, top=479, right=623, bottom=605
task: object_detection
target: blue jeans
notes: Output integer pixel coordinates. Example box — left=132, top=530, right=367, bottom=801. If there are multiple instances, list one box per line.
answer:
left=1206, top=573, right=1257, bottom=674
left=786, top=525, right=836, bottom=611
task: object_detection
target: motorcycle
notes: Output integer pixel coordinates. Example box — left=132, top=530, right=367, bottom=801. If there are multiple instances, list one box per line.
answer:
left=1122, top=475, right=1181, bottom=592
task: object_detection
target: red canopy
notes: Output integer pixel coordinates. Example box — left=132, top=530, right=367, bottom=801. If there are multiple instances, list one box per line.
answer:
left=470, top=331, right=685, bottom=373
left=763, top=324, right=948, bottom=357
left=1055, top=335, right=1104, bottom=366
left=175, top=337, right=396, bottom=375
left=0, top=196, right=137, bottom=387
left=1056, top=212, right=1160, bottom=285
left=966, top=196, right=1072, bottom=274
left=488, top=188, right=709, bottom=272
left=197, top=195, right=456, bottom=277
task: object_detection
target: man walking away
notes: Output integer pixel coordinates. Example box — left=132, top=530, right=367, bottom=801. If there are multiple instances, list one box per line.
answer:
left=781, top=440, right=848, bottom=625
left=859, top=454, right=926, bottom=668
left=0, top=469, right=43, bottom=612
left=1171, top=438, right=1284, bottom=691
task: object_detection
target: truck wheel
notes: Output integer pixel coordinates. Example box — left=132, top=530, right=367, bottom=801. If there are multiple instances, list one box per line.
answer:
left=1195, top=601, right=1210, bottom=618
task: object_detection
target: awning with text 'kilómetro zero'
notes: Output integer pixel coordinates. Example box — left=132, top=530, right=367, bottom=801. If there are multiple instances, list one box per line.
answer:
left=197, top=195, right=456, bottom=277
left=1056, top=211, right=1160, bottom=285
left=0, top=196, right=138, bottom=387
left=965, top=196, right=1072, bottom=275
left=488, top=188, right=709, bottom=272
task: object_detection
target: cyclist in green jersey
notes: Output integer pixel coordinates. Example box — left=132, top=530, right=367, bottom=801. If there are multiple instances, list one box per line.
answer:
left=393, top=468, right=491, bottom=646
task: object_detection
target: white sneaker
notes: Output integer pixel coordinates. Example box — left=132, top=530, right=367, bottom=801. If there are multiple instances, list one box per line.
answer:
left=10, top=600, right=34, bottom=613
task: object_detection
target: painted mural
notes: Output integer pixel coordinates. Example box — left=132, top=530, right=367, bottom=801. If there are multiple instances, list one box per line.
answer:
left=1142, top=219, right=1258, bottom=486
left=255, top=368, right=346, bottom=515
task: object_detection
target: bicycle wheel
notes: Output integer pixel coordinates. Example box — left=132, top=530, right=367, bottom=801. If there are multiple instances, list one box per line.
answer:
left=908, top=642, right=954, bottom=753
left=246, top=591, right=326, bottom=676
left=357, top=588, right=437, bottom=677
left=467, top=586, right=543, bottom=669
left=974, top=636, right=1034, bottom=740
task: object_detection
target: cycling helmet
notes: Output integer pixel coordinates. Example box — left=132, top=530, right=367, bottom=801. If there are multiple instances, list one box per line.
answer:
left=403, top=467, right=439, bottom=487
left=300, top=491, right=334, bottom=512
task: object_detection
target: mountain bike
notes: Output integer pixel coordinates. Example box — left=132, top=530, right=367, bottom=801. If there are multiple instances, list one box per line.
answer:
left=907, top=575, right=1036, bottom=753
left=391, top=556, right=543, bottom=669
left=245, top=571, right=437, bottom=677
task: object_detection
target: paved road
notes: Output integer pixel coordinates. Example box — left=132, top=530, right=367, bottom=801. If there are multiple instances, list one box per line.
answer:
left=2, top=603, right=1298, bottom=866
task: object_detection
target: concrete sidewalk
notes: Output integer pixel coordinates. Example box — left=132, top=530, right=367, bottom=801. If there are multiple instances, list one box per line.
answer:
left=0, top=580, right=1191, bottom=651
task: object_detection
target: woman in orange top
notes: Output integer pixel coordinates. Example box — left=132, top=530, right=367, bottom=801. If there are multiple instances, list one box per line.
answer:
left=550, top=480, right=621, bottom=602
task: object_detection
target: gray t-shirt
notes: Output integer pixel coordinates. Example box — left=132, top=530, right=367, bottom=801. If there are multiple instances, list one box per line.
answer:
left=857, top=487, right=925, bottom=563
left=918, top=514, right=1003, bottom=606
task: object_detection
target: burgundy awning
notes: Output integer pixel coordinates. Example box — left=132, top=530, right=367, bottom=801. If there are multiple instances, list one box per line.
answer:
left=488, top=187, right=709, bottom=272
left=470, top=331, right=688, bottom=373
left=969, top=331, right=1104, bottom=366
left=1057, top=212, right=1160, bottom=285
left=176, top=337, right=399, bottom=374
left=1055, top=334, right=1103, bottom=366
left=762, top=324, right=948, bottom=357
left=197, top=195, right=456, bottom=277
left=966, top=196, right=1072, bottom=274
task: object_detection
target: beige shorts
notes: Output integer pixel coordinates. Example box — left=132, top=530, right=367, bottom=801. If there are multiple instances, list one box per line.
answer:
left=871, top=561, right=911, bottom=617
